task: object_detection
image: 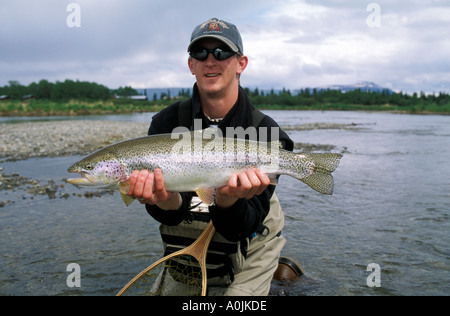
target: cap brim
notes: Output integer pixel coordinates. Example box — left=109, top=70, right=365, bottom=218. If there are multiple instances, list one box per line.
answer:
left=187, top=35, right=239, bottom=53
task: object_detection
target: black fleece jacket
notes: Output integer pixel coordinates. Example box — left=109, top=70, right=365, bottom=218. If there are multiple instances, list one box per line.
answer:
left=145, top=84, right=293, bottom=242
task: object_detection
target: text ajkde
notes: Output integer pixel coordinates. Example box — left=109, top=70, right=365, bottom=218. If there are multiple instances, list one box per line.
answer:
left=182, top=300, right=267, bottom=313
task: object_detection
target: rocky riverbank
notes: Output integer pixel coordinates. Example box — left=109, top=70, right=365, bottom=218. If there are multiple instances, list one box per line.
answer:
left=0, top=120, right=150, bottom=161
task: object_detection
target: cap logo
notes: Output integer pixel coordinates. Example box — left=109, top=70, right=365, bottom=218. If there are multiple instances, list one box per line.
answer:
left=200, top=18, right=230, bottom=34
left=208, top=22, right=221, bottom=32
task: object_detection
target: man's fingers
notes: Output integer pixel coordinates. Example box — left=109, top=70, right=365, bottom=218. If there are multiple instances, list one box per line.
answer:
left=134, top=170, right=149, bottom=196
left=254, top=169, right=271, bottom=195
left=153, top=169, right=166, bottom=194
left=142, top=172, right=155, bottom=200
left=243, top=170, right=261, bottom=198
left=128, top=170, right=140, bottom=196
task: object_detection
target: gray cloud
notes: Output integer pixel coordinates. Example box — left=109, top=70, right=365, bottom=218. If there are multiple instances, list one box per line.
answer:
left=1, top=0, right=449, bottom=93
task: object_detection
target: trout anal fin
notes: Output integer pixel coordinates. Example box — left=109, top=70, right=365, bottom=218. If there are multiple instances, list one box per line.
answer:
left=267, top=174, right=279, bottom=185
left=195, top=188, right=215, bottom=206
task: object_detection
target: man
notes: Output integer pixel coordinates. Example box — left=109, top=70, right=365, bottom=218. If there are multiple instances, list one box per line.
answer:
left=128, top=18, right=293, bottom=295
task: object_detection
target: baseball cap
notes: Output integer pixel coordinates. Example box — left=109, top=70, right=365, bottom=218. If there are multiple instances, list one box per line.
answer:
left=187, top=18, right=243, bottom=54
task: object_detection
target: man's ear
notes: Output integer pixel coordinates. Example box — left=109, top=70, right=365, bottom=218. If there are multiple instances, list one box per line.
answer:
left=188, top=57, right=195, bottom=75
left=236, top=55, right=248, bottom=75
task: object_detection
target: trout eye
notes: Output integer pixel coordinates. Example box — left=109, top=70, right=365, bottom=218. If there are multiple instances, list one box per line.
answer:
left=84, top=163, right=94, bottom=171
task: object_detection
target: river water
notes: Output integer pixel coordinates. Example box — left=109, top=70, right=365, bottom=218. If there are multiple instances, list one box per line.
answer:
left=0, top=111, right=449, bottom=296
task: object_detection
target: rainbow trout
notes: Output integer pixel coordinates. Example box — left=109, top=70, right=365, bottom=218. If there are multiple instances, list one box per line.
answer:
left=67, top=129, right=342, bottom=206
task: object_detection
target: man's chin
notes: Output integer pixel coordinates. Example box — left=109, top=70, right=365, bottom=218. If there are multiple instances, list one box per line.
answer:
left=200, top=84, right=224, bottom=97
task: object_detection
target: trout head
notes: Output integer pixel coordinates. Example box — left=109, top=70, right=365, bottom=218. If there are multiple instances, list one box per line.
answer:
left=67, top=155, right=125, bottom=189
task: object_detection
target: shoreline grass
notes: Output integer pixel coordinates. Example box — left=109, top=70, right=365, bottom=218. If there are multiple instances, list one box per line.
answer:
left=0, top=99, right=449, bottom=117
left=255, top=102, right=450, bottom=115
left=0, top=100, right=167, bottom=117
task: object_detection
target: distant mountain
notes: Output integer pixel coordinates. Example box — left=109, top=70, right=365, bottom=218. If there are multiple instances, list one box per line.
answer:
left=269, top=82, right=393, bottom=95
left=313, top=81, right=393, bottom=94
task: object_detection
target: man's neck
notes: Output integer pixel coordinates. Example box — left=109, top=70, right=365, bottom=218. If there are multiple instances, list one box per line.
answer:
left=198, top=85, right=239, bottom=119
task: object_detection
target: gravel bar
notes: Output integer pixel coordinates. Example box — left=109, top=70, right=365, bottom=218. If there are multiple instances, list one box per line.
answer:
left=0, top=120, right=150, bottom=161
left=1, top=120, right=354, bottom=161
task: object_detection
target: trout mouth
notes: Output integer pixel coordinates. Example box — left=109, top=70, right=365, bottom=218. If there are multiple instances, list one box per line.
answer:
left=66, top=171, right=95, bottom=185
left=66, top=159, right=123, bottom=188
left=66, top=170, right=119, bottom=189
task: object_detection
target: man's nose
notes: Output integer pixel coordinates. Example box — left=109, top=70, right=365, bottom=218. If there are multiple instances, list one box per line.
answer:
left=204, top=52, right=217, bottom=64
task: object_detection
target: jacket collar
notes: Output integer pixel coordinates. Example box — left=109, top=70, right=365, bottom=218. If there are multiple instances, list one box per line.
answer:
left=191, top=83, right=255, bottom=135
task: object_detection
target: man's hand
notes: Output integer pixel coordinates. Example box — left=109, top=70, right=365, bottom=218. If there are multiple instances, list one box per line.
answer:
left=127, top=168, right=181, bottom=210
left=215, top=169, right=271, bottom=209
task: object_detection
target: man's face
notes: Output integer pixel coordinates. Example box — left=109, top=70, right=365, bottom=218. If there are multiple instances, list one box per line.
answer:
left=188, top=39, right=247, bottom=98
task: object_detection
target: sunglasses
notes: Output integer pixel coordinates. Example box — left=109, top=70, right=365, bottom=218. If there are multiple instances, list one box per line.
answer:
left=189, top=47, right=237, bottom=61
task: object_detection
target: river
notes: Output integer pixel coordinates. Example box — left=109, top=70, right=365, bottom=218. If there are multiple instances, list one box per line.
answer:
left=0, top=110, right=449, bottom=296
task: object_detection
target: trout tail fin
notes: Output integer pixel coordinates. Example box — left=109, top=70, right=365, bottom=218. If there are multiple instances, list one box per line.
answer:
left=293, top=153, right=343, bottom=195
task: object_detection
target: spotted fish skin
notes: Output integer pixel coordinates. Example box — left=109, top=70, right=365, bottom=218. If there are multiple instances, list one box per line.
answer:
left=67, top=129, right=342, bottom=206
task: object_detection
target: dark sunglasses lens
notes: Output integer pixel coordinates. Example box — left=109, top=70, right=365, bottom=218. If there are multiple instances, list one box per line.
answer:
left=190, top=48, right=236, bottom=61
left=213, top=49, right=235, bottom=60
left=190, top=50, right=208, bottom=61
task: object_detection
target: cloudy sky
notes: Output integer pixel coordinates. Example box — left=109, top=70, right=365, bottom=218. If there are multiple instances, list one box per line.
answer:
left=1, top=0, right=449, bottom=93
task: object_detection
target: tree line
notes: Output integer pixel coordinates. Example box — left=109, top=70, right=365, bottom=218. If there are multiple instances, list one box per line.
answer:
left=0, top=80, right=191, bottom=102
left=244, top=87, right=450, bottom=109
left=1, top=79, right=449, bottom=112
left=0, top=80, right=142, bottom=101
left=0, top=80, right=112, bottom=101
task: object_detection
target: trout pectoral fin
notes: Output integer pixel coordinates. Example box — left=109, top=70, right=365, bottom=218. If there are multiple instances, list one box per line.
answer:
left=118, top=181, right=130, bottom=195
left=120, top=192, right=135, bottom=207
left=119, top=181, right=134, bottom=207
left=195, top=188, right=215, bottom=206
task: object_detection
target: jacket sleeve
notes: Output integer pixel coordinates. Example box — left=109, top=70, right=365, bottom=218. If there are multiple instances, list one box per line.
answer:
left=145, top=192, right=193, bottom=226
left=209, top=185, right=275, bottom=242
